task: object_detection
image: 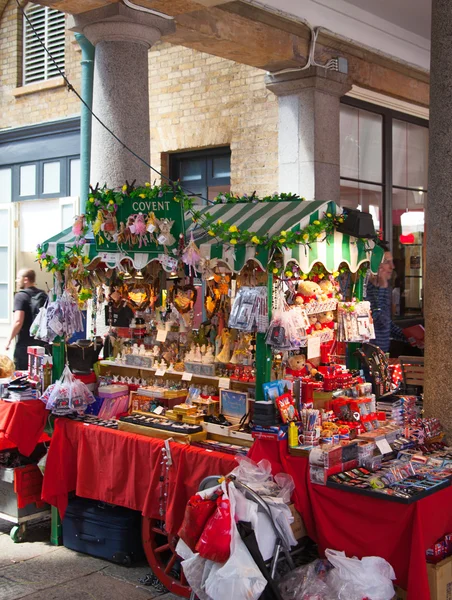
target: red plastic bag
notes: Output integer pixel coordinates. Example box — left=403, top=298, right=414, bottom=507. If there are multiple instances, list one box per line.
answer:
left=195, top=495, right=232, bottom=563
left=178, top=493, right=219, bottom=551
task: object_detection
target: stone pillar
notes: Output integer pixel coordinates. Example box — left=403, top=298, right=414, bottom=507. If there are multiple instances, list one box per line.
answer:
left=266, top=67, right=351, bottom=201
left=424, top=0, right=452, bottom=435
left=69, top=5, right=174, bottom=188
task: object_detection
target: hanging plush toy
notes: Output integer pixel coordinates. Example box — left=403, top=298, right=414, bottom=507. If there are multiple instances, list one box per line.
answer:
left=72, top=215, right=85, bottom=239
left=157, top=218, right=176, bottom=247
left=182, top=232, right=201, bottom=275
left=102, top=211, right=118, bottom=241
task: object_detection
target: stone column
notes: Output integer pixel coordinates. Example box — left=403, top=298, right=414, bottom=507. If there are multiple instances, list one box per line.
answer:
left=424, top=0, right=452, bottom=434
left=266, top=66, right=351, bottom=201
left=69, top=5, right=174, bottom=188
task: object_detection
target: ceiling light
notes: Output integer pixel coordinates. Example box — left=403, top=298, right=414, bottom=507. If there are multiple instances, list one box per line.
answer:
left=135, top=270, right=144, bottom=280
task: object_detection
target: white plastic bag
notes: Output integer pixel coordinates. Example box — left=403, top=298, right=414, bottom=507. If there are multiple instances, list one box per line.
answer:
left=325, top=549, right=395, bottom=600
left=204, top=481, right=267, bottom=600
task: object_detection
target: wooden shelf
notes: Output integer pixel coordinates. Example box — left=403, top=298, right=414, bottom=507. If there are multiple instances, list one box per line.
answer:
left=99, top=360, right=255, bottom=387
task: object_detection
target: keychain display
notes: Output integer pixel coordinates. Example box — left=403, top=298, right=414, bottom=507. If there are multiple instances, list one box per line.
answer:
left=31, top=292, right=84, bottom=342
left=265, top=290, right=310, bottom=350
left=228, top=286, right=268, bottom=333
left=337, top=302, right=375, bottom=342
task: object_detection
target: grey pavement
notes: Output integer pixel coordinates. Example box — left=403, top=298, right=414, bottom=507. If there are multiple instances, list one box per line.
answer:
left=0, top=519, right=184, bottom=600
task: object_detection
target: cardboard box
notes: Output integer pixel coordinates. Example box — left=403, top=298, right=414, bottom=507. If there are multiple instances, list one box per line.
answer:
left=427, top=555, right=452, bottom=600
left=393, top=585, right=407, bottom=600
left=394, top=555, right=452, bottom=600
left=288, top=503, right=307, bottom=540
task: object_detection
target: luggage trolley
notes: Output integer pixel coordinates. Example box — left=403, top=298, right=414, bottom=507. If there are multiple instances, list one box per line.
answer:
left=0, top=463, right=50, bottom=543
left=188, top=473, right=296, bottom=600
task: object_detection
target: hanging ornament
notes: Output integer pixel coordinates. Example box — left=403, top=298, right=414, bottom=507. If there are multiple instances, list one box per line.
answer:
left=182, top=231, right=202, bottom=275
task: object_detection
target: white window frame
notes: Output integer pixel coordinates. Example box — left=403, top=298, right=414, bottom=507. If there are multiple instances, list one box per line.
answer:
left=0, top=204, right=14, bottom=325
left=59, top=196, right=79, bottom=230
left=23, top=3, right=65, bottom=86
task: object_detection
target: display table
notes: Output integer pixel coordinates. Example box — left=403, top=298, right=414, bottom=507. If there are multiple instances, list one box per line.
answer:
left=249, top=439, right=452, bottom=600
left=0, top=399, right=50, bottom=456
left=41, top=418, right=237, bottom=535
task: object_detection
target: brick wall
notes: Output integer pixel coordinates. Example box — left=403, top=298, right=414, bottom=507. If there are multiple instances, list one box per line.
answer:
left=0, top=2, right=81, bottom=128
left=0, top=3, right=279, bottom=195
left=149, top=42, right=279, bottom=196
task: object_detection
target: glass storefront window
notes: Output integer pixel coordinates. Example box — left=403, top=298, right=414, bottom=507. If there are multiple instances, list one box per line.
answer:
left=340, top=101, right=428, bottom=320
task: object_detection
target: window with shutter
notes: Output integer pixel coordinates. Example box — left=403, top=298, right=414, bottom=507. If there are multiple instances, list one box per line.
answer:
left=23, top=3, right=65, bottom=85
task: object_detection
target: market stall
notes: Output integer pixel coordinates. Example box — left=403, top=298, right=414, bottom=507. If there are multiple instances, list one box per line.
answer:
left=7, top=182, right=446, bottom=599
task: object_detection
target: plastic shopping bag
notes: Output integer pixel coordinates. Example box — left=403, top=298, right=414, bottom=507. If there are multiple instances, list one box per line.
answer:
left=279, top=560, right=334, bottom=600
left=325, top=549, right=396, bottom=600
left=204, top=481, right=267, bottom=600
left=40, top=365, right=95, bottom=415
left=195, top=494, right=232, bottom=563
left=178, top=492, right=221, bottom=552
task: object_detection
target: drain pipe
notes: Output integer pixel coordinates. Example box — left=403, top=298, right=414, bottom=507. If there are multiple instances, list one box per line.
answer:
left=74, top=33, right=95, bottom=213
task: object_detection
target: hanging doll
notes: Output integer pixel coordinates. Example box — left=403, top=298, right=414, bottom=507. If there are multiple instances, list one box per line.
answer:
left=182, top=232, right=202, bottom=275
left=157, top=218, right=176, bottom=248
left=93, top=210, right=105, bottom=242
left=129, top=213, right=148, bottom=248
left=146, top=211, right=159, bottom=244
left=216, top=328, right=232, bottom=363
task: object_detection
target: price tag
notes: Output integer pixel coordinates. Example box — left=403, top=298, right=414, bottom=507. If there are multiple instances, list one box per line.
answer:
left=307, top=336, right=321, bottom=359
left=218, top=377, right=230, bottom=389
left=182, top=372, right=193, bottom=381
left=156, top=329, right=168, bottom=343
left=153, top=405, right=164, bottom=415
left=376, top=438, right=393, bottom=455
left=100, top=252, right=118, bottom=264
left=155, top=369, right=166, bottom=377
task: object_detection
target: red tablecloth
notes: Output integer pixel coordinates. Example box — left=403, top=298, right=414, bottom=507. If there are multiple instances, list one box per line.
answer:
left=42, top=419, right=237, bottom=535
left=249, top=440, right=452, bottom=600
left=0, top=399, right=50, bottom=456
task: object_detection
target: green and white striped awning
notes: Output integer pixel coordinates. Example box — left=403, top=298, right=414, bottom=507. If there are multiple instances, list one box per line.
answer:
left=42, top=228, right=162, bottom=270
left=185, top=200, right=380, bottom=274
left=43, top=201, right=381, bottom=274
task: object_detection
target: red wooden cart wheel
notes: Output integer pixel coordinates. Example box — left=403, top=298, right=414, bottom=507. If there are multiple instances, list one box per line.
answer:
left=142, top=517, right=191, bottom=598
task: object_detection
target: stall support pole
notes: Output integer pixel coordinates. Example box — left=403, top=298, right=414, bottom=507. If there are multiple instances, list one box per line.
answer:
left=346, top=274, right=364, bottom=370
left=255, top=273, right=273, bottom=401
left=74, top=33, right=94, bottom=213
left=50, top=337, right=65, bottom=546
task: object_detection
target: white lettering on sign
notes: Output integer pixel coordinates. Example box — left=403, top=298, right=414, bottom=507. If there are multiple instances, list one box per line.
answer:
left=131, top=201, right=171, bottom=212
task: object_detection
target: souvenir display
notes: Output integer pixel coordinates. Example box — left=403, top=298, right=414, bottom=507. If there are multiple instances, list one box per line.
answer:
left=28, top=183, right=450, bottom=597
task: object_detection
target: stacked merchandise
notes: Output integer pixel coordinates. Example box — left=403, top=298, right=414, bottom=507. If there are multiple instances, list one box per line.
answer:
left=377, top=395, right=418, bottom=425
left=5, top=377, right=39, bottom=401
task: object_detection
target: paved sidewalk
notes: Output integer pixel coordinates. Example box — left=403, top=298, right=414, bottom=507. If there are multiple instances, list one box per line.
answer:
left=0, top=519, right=182, bottom=600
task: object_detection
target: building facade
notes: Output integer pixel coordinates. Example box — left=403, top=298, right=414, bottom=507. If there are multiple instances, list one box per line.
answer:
left=0, top=0, right=429, bottom=349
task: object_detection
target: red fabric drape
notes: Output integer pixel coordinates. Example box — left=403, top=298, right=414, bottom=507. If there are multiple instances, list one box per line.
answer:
left=0, top=399, right=49, bottom=456
left=249, top=439, right=452, bottom=600
left=41, top=419, right=237, bottom=535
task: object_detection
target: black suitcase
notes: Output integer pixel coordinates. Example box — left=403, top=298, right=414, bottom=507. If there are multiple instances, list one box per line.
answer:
left=62, top=497, right=144, bottom=566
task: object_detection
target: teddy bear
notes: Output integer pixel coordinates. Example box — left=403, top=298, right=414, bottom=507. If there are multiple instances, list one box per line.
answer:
left=286, top=354, right=318, bottom=378
left=318, top=279, right=334, bottom=301
left=295, top=280, right=322, bottom=304
left=317, top=311, right=335, bottom=330
left=286, top=354, right=309, bottom=378
left=307, top=314, right=322, bottom=335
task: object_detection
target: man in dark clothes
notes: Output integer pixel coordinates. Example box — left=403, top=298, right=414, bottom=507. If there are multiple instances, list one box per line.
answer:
left=5, top=269, right=47, bottom=370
